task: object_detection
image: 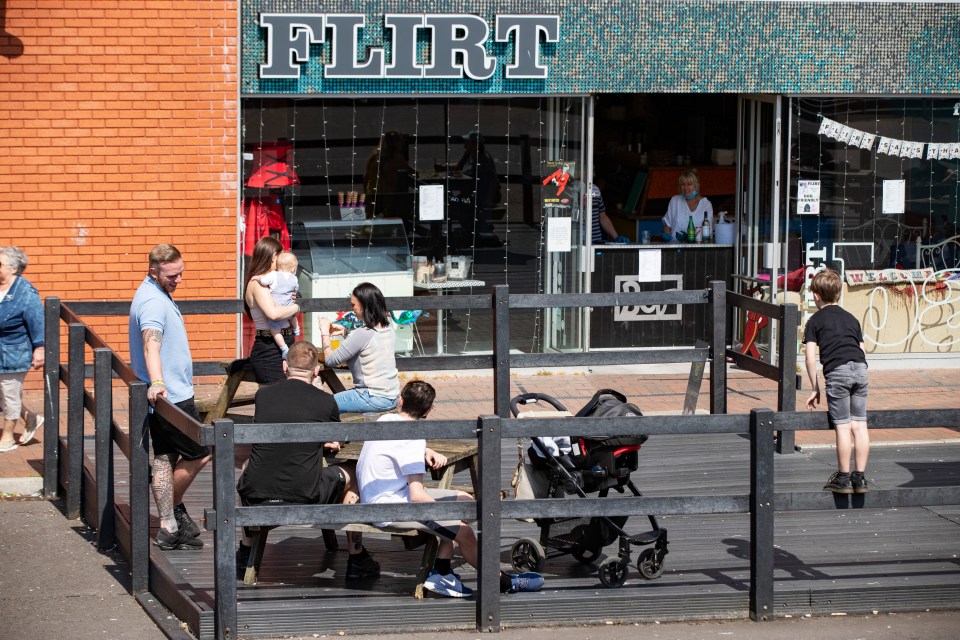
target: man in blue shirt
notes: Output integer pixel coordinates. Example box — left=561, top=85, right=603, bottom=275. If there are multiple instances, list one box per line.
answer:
left=129, top=244, right=210, bottom=550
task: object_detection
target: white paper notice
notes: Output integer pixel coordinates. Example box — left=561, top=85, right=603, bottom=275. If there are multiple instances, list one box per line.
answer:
left=882, top=180, right=905, bottom=214
left=797, top=179, right=821, bottom=215
left=418, top=184, right=444, bottom=221
left=637, top=249, right=661, bottom=282
left=546, top=217, right=572, bottom=252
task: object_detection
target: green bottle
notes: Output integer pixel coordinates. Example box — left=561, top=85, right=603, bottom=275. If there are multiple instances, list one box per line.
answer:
left=686, top=215, right=695, bottom=243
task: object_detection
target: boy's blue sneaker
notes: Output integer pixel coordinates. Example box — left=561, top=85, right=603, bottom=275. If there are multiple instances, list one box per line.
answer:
left=506, top=572, right=544, bottom=593
left=422, top=570, right=473, bottom=598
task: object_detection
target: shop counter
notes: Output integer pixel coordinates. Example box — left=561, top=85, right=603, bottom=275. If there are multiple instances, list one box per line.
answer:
left=590, top=243, right=734, bottom=349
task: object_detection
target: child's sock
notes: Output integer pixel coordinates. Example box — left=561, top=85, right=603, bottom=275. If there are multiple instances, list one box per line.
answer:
left=434, top=558, right=452, bottom=576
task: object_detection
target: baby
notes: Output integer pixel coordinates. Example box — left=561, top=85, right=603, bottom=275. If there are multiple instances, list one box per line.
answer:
left=254, top=250, right=300, bottom=358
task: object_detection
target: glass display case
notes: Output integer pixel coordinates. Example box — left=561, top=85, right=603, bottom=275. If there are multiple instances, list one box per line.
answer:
left=292, top=219, right=414, bottom=351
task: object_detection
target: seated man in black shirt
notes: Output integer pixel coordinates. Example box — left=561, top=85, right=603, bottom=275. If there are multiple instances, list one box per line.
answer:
left=236, top=340, right=379, bottom=580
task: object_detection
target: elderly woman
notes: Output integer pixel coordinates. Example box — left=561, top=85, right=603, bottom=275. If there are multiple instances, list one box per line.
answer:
left=319, top=282, right=399, bottom=414
left=661, top=169, right=714, bottom=242
left=244, top=237, right=301, bottom=384
left=0, top=246, right=44, bottom=452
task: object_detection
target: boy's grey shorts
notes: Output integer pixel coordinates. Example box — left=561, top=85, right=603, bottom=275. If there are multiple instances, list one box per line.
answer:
left=381, top=488, right=463, bottom=541
left=825, top=361, right=868, bottom=426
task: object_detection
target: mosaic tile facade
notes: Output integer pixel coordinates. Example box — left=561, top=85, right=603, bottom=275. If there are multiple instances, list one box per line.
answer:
left=241, top=1, right=960, bottom=95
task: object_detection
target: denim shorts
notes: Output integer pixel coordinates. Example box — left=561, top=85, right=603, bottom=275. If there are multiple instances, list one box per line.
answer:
left=334, top=388, right=398, bottom=415
left=824, top=362, right=868, bottom=426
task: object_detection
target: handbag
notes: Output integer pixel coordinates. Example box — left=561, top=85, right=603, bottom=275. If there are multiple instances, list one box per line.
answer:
left=510, top=440, right=551, bottom=501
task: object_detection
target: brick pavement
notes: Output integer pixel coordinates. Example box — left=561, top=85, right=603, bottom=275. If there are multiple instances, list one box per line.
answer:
left=2, top=367, right=958, bottom=489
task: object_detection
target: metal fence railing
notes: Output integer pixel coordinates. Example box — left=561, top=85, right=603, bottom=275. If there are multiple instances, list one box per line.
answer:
left=42, top=283, right=959, bottom=640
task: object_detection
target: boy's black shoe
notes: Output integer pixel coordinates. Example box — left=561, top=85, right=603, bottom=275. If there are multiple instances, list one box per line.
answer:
left=174, top=503, right=202, bottom=539
left=851, top=472, right=870, bottom=494
left=155, top=527, right=204, bottom=550
left=823, top=471, right=853, bottom=494
left=345, top=548, right=381, bottom=580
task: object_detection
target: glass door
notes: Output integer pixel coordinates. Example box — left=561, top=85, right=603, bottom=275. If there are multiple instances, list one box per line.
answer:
left=736, top=95, right=785, bottom=362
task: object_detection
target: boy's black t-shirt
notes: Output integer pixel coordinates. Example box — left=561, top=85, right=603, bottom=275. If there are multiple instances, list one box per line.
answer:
left=237, top=378, right=341, bottom=503
left=803, top=304, right=866, bottom=375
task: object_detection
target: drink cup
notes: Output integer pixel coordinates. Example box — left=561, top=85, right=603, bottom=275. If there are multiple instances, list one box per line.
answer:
left=330, top=336, right=341, bottom=349
left=642, top=230, right=651, bottom=244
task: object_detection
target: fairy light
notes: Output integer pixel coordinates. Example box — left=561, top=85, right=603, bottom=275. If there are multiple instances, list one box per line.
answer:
left=531, top=97, right=545, bottom=352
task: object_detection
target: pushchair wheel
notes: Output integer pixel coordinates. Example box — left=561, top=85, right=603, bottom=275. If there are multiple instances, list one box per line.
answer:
left=636, top=548, right=664, bottom=579
left=511, top=538, right=546, bottom=573
left=598, top=557, right=628, bottom=588
left=571, top=545, right=602, bottom=564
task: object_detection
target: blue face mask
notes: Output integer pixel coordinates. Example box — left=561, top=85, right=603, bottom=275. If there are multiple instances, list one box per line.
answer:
left=684, top=190, right=699, bottom=201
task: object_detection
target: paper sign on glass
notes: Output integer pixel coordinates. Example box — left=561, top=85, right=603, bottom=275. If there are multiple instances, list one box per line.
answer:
left=418, top=184, right=444, bottom=221
left=927, top=143, right=940, bottom=160
left=877, top=137, right=891, bottom=155
left=637, top=249, right=661, bottom=282
left=837, top=125, right=852, bottom=143
left=797, top=180, right=821, bottom=215
left=546, top=217, right=572, bottom=252
left=818, top=118, right=833, bottom=135
left=849, top=130, right=864, bottom=147
left=882, top=180, right=905, bottom=215
left=859, top=133, right=876, bottom=149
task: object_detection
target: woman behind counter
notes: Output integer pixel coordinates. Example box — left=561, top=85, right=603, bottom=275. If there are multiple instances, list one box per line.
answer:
left=0, top=246, right=45, bottom=452
left=244, top=237, right=301, bottom=384
left=319, top=282, right=399, bottom=415
left=662, top=169, right=714, bottom=242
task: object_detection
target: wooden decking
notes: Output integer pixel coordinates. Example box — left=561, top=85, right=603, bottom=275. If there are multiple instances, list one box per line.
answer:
left=87, top=434, right=960, bottom=639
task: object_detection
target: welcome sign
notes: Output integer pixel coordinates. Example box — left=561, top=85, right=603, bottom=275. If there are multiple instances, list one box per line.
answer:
left=259, top=13, right=560, bottom=80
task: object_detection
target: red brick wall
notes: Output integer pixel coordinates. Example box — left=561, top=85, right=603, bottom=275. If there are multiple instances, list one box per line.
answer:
left=0, top=1, right=240, bottom=382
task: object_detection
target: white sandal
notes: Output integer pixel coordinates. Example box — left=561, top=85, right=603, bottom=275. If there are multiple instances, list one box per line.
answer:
left=0, top=442, right=18, bottom=453
left=20, top=416, right=43, bottom=445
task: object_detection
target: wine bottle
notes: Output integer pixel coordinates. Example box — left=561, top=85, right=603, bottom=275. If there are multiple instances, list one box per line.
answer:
left=702, top=212, right=711, bottom=242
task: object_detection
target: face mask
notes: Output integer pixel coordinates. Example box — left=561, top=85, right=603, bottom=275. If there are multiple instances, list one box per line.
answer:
left=684, top=190, right=699, bottom=201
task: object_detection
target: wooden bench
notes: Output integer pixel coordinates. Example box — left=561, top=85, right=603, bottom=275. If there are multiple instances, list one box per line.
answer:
left=241, top=440, right=479, bottom=598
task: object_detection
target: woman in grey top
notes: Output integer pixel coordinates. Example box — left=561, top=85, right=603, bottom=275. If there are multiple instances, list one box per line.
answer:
left=319, top=282, right=399, bottom=414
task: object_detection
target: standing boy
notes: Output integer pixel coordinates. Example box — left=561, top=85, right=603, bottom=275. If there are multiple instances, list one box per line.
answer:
left=803, top=269, right=870, bottom=494
left=356, top=380, right=544, bottom=598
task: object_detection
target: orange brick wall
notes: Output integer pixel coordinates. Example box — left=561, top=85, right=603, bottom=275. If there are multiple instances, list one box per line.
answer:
left=0, top=1, right=240, bottom=381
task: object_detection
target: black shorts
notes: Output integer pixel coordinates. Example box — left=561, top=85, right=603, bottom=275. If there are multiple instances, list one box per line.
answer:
left=240, top=466, right=346, bottom=506
left=249, top=333, right=294, bottom=384
left=149, top=398, right=210, bottom=461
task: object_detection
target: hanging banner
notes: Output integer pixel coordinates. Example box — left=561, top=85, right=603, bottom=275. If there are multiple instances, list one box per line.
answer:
left=817, top=117, right=937, bottom=160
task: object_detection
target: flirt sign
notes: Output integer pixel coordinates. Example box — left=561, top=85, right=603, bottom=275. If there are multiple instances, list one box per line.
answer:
left=259, top=13, right=560, bottom=80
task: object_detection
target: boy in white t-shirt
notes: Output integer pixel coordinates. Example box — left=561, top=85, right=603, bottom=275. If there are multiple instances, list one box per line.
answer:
left=356, top=380, right=544, bottom=598
left=252, top=250, right=300, bottom=359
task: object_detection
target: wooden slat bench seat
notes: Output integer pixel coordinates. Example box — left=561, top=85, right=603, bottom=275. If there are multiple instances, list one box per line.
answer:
left=240, top=523, right=424, bottom=587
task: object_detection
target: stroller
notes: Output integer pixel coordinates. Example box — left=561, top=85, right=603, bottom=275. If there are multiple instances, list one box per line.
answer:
left=509, top=390, right=668, bottom=587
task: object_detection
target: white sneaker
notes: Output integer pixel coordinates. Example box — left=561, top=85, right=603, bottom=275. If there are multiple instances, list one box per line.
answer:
left=422, top=570, right=473, bottom=598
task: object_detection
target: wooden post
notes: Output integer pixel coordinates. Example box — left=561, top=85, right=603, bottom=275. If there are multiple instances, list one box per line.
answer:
left=476, top=415, right=502, bottom=631
left=212, top=419, right=238, bottom=640
left=94, top=348, right=115, bottom=551
left=43, top=297, right=60, bottom=498
left=492, top=285, right=510, bottom=418
left=749, top=408, right=775, bottom=620
left=66, top=323, right=85, bottom=519
left=129, top=381, right=151, bottom=594
left=776, top=303, right=799, bottom=454
left=708, top=280, right=727, bottom=414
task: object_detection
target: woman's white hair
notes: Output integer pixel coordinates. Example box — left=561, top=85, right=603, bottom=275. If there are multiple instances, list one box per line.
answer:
left=0, top=246, right=28, bottom=274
